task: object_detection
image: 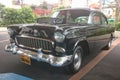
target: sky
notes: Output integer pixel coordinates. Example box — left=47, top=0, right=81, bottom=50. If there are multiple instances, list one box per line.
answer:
left=71, top=0, right=87, bottom=8
left=0, top=0, right=114, bottom=8
left=0, top=0, right=60, bottom=6
left=23, top=0, right=60, bottom=5
left=0, top=0, right=12, bottom=7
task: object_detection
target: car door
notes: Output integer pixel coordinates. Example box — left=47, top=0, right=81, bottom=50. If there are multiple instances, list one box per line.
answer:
left=91, top=12, right=111, bottom=50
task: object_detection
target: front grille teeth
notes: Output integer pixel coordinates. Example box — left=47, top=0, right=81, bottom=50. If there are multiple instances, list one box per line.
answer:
left=15, top=36, right=53, bottom=52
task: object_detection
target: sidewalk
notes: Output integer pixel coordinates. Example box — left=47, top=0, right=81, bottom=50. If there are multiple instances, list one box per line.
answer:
left=70, top=38, right=120, bottom=80
left=81, top=41, right=120, bottom=80
left=0, top=27, right=7, bottom=32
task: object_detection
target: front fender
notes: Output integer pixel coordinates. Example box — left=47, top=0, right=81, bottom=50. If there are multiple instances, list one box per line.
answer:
left=66, top=36, right=90, bottom=56
left=66, top=37, right=87, bottom=52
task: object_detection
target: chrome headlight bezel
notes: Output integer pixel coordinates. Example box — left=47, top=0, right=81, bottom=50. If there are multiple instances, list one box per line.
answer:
left=54, top=31, right=65, bottom=43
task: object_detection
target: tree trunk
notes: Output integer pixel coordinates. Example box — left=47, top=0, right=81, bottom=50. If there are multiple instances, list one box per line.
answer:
left=115, top=0, right=120, bottom=22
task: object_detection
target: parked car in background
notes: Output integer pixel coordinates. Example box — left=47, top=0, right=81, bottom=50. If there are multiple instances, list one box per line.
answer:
left=107, top=18, right=115, bottom=24
left=5, top=8, right=113, bottom=73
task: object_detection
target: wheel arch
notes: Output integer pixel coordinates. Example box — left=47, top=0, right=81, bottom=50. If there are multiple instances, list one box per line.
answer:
left=73, top=39, right=90, bottom=56
left=66, top=38, right=90, bottom=56
left=64, top=39, right=90, bottom=73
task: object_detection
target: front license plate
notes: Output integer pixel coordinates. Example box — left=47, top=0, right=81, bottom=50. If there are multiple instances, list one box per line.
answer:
left=20, top=54, right=31, bottom=65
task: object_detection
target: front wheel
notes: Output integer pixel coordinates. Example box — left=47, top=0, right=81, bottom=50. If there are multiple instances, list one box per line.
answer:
left=65, top=46, right=83, bottom=74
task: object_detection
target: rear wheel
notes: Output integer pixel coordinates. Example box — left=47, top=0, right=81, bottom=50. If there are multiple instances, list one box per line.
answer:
left=104, top=37, right=112, bottom=50
left=65, top=46, right=83, bottom=74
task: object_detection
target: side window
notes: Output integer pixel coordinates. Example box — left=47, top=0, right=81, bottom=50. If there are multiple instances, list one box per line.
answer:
left=101, top=15, right=108, bottom=25
left=92, top=13, right=101, bottom=25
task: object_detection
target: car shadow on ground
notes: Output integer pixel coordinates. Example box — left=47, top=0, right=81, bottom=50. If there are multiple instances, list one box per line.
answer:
left=16, top=49, right=101, bottom=80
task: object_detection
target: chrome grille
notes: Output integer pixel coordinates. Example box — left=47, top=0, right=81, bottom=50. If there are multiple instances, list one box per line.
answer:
left=15, top=36, right=53, bottom=52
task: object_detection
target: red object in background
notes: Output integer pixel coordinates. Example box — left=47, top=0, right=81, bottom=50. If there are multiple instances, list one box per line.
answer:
left=33, top=8, right=51, bottom=16
left=89, top=3, right=100, bottom=9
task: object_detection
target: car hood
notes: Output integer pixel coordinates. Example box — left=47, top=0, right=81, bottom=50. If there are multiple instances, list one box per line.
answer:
left=8, top=23, right=87, bottom=39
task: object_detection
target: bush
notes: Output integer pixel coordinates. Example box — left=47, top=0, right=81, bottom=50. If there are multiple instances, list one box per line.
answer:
left=115, top=22, right=120, bottom=31
left=0, top=20, right=4, bottom=27
left=108, top=21, right=120, bottom=31
left=2, top=7, right=36, bottom=26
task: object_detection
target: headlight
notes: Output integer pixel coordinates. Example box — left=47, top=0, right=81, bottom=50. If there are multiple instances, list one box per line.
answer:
left=54, top=31, right=65, bottom=42
left=8, top=28, right=14, bottom=36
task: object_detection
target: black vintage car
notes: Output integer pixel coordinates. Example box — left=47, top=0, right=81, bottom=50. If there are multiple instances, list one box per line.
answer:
left=5, top=8, right=114, bottom=73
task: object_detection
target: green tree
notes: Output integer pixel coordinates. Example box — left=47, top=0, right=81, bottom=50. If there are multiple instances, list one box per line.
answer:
left=0, top=3, right=4, bottom=9
left=20, top=7, right=35, bottom=23
left=0, top=3, right=5, bottom=26
left=2, top=7, right=35, bottom=25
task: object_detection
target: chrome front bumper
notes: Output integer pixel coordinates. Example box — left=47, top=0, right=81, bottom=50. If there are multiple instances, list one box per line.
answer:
left=5, top=44, right=72, bottom=67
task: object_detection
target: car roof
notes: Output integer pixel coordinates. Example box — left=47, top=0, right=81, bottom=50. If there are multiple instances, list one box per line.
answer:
left=58, top=8, right=102, bottom=13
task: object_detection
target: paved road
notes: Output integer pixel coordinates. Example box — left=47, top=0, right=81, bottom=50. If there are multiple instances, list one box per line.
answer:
left=0, top=32, right=9, bottom=41
left=0, top=31, right=119, bottom=80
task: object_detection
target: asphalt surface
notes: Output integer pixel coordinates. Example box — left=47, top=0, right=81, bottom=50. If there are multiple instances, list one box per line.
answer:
left=0, top=31, right=120, bottom=80
left=81, top=44, right=120, bottom=80
left=0, top=32, right=9, bottom=41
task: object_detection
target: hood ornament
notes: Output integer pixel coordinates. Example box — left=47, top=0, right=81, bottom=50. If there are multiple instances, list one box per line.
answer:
left=33, top=29, right=38, bottom=36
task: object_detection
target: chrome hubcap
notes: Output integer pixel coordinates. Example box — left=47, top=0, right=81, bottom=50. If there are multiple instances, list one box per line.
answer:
left=108, top=41, right=111, bottom=48
left=74, top=49, right=81, bottom=70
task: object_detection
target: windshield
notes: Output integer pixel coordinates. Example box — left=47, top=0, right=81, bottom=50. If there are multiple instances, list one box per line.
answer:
left=51, top=9, right=90, bottom=24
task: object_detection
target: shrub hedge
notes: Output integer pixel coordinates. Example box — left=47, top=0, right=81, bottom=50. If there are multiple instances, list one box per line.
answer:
left=0, top=7, right=36, bottom=27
